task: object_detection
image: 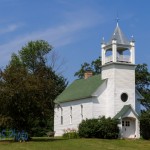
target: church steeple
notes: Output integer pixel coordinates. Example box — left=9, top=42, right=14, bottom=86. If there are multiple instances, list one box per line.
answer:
left=111, top=23, right=130, bottom=45
left=101, top=22, right=135, bottom=65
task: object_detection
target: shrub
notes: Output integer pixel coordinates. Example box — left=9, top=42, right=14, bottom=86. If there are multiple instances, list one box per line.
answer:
left=140, top=110, right=150, bottom=139
left=78, top=119, right=99, bottom=138
left=78, top=116, right=119, bottom=139
left=97, top=117, right=119, bottom=139
left=62, top=128, right=79, bottom=139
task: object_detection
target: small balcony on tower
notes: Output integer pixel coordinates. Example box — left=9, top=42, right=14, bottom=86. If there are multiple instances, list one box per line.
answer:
left=117, top=54, right=130, bottom=63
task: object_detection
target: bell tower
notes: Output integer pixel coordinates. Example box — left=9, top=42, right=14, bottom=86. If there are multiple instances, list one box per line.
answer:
left=101, top=22, right=135, bottom=66
left=101, top=22, right=136, bottom=117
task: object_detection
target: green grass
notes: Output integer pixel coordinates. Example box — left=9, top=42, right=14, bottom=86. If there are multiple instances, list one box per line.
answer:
left=0, top=137, right=150, bottom=150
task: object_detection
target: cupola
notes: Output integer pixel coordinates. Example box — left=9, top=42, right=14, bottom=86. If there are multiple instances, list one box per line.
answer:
left=101, top=23, right=135, bottom=65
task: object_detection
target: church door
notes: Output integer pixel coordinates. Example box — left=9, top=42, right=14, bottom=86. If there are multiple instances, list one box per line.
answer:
left=122, top=118, right=135, bottom=138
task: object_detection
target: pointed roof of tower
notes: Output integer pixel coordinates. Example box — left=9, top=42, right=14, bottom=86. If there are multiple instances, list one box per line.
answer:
left=109, top=23, right=130, bottom=45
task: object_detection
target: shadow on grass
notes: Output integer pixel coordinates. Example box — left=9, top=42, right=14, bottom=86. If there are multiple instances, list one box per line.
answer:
left=0, top=137, right=67, bottom=143
left=0, top=140, right=15, bottom=143
left=30, top=137, right=68, bottom=142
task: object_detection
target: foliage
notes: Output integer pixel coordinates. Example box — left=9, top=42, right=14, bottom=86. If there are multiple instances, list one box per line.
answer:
left=135, top=64, right=150, bottom=110
left=78, top=119, right=99, bottom=138
left=140, top=110, right=150, bottom=139
left=0, top=40, right=67, bottom=137
left=74, top=57, right=101, bottom=79
left=62, top=128, right=79, bottom=139
left=78, top=117, right=119, bottom=139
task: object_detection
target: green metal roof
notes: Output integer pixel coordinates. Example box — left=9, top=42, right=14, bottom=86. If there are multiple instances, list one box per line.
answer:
left=54, top=75, right=105, bottom=103
left=113, top=105, right=138, bottom=119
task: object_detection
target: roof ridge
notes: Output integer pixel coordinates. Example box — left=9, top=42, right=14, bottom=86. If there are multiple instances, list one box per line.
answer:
left=113, top=104, right=137, bottom=119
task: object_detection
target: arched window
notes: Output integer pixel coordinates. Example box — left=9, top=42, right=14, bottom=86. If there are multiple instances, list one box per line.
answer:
left=105, top=50, right=113, bottom=63
left=70, top=106, right=72, bottom=124
left=117, top=49, right=130, bottom=63
left=81, top=105, right=83, bottom=120
left=61, top=108, right=63, bottom=125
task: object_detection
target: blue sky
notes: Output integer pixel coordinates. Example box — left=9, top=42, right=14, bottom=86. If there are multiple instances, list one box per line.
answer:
left=0, top=0, right=150, bottom=83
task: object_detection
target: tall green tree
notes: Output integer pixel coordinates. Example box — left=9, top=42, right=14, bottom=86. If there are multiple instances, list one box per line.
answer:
left=140, top=110, right=150, bottom=139
left=135, top=64, right=150, bottom=110
left=0, top=40, right=67, bottom=136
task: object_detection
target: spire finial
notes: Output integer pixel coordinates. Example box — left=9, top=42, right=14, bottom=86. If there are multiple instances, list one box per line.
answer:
left=131, top=35, right=135, bottom=42
left=101, top=36, right=105, bottom=44
left=116, top=12, right=120, bottom=26
left=116, top=17, right=119, bottom=26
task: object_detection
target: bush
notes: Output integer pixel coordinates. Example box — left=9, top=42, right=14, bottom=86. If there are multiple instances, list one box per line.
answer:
left=62, top=128, right=79, bottom=139
left=140, top=110, right=150, bottom=139
left=78, top=119, right=99, bottom=138
left=78, top=116, right=119, bottom=139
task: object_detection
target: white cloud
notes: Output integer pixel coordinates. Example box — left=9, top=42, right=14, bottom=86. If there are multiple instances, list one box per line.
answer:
left=0, top=8, right=105, bottom=67
left=0, top=23, right=22, bottom=35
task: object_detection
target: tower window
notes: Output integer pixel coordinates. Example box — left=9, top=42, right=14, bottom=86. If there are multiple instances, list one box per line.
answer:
left=121, top=93, right=128, bottom=102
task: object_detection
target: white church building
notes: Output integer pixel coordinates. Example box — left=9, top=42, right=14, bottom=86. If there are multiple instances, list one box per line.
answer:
left=54, top=23, right=143, bottom=138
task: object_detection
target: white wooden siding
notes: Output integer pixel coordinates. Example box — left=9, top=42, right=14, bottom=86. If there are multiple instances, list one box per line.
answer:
left=54, top=98, right=93, bottom=136
left=92, top=80, right=108, bottom=118
left=102, top=64, right=136, bottom=117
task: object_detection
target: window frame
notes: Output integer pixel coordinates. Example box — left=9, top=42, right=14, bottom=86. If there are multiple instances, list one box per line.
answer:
left=81, top=105, right=83, bottom=120
left=70, top=106, right=72, bottom=124
left=121, top=93, right=128, bottom=102
left=61, top=108, right=63, bottom=125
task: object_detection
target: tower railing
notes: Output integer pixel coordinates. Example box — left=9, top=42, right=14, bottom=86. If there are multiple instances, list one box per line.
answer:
left=117, top=55, right=130, bottom=63
left=105, top=56, right=112, bottom=63
left=105, top=55, right=130, bottom=64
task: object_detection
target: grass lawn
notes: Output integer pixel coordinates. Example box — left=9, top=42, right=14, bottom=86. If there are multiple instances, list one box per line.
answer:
left=0, top=137, right=150, bottom=150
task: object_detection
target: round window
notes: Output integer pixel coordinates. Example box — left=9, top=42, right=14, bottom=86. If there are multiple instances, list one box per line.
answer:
left=121, top=93, right=128, bottom=102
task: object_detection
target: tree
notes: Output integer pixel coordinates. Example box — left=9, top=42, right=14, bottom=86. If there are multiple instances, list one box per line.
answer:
left=75, top=58, right=150, bottom=110
left=135, top=64, right=150, bottom=110
left=0, top=40, right=67, bottom=136
left=74, top=57, right=101, bottom=78
left=140, top=110, right=150, bottom=139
